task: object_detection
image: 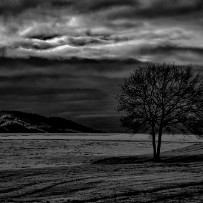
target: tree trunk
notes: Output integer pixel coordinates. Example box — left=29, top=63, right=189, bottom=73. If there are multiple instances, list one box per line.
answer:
left=151, top=129, right=157, bottom=161
left=156, top=126, right=163, bottom=161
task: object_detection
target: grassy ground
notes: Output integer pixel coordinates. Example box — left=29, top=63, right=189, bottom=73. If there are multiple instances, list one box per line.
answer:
left=0, top=138, right=202, bottom=203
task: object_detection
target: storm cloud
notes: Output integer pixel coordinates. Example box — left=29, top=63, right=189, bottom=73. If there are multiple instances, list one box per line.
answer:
left=0, top=0, right=202, bottom=62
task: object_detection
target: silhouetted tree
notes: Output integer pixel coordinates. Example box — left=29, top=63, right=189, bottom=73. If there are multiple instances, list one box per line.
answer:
left=117, top=63, right=203, bottom=161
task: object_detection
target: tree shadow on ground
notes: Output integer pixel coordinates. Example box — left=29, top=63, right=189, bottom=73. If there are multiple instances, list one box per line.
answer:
left=92, top=143, right=203, bottom=165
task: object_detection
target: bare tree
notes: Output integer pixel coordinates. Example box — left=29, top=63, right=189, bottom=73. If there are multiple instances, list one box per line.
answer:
left=117, top=63, right=203, bottom=161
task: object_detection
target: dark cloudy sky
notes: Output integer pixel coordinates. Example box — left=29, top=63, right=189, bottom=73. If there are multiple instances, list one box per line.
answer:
left=0, top=0, right=203, bottom=132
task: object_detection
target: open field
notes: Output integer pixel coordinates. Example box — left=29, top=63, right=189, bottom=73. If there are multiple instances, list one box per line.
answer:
left=0, top=134, right=202, bottom=203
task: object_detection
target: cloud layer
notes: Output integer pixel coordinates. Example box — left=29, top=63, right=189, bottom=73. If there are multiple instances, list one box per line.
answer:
left=0, top=0, right=202, bottom=64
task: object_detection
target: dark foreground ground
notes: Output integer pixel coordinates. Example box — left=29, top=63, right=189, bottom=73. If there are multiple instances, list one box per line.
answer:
left=0, top=140, right=202, bottom=203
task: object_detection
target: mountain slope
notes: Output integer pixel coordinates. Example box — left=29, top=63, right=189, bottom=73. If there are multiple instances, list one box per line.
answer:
left=0, top=111, right=102, bottom=133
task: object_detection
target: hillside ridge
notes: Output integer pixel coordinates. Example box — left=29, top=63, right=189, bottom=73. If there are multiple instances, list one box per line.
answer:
left=0, top=110, right=102, bottom=133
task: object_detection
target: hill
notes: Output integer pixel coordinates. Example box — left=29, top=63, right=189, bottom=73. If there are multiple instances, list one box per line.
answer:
left=0, top=111, right=102, bottom=133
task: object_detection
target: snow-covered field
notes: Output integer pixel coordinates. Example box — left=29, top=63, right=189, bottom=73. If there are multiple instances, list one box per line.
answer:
left=0, top=133, right=201, bottom=142
left=0, top=133, right=202, bottom=202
